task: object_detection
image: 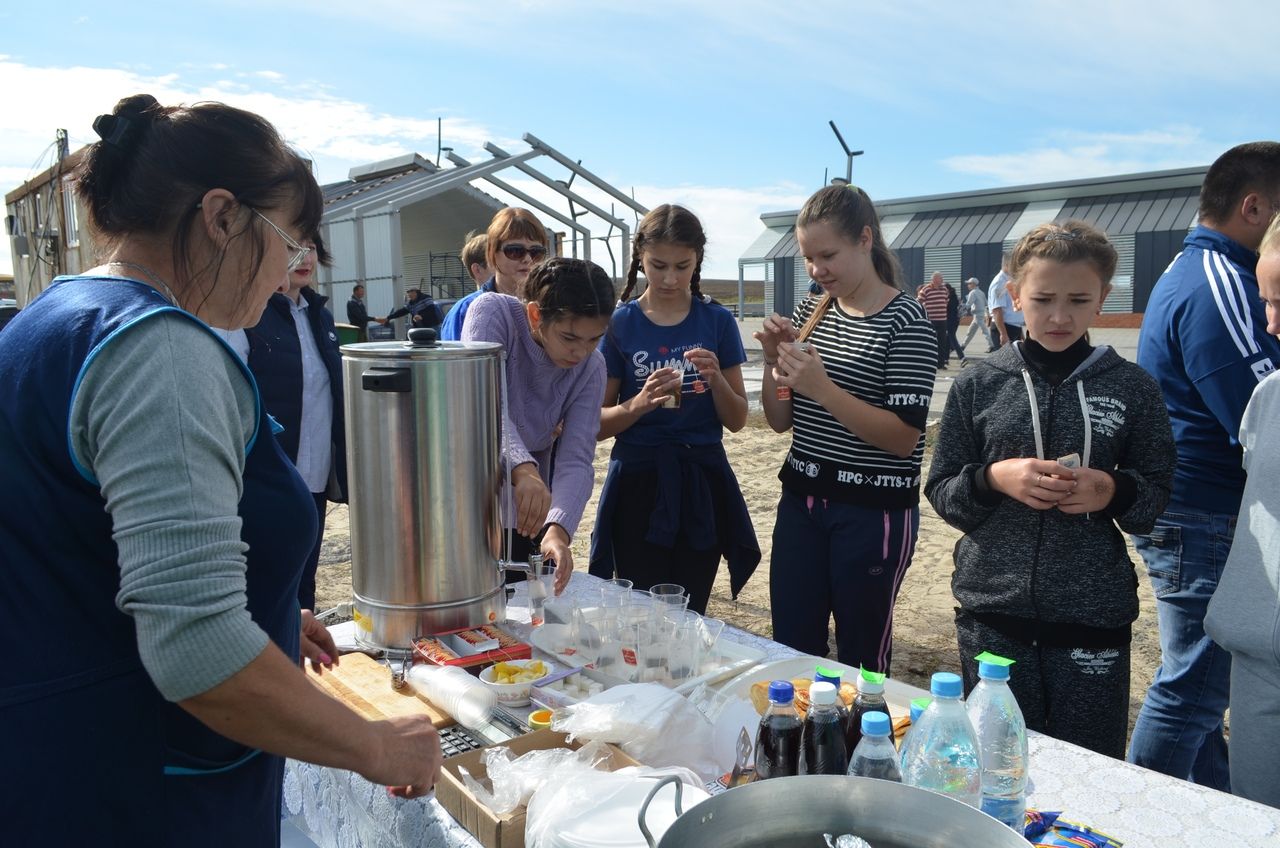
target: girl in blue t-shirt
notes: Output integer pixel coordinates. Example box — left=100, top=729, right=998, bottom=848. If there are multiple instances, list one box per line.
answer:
left=588, top=205, right=760, bottom=613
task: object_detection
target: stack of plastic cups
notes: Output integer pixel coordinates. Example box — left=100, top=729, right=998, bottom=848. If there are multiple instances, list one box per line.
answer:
left=666, top=610, right=704, bottom=683
left=406, top=664, right=496, bottom=730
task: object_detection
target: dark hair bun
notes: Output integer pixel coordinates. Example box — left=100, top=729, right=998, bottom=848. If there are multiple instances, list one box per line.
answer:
left=92, top=94, right=160, bottom=154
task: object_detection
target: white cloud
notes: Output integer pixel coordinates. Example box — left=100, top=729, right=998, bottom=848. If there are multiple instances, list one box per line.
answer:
left=941, top=126, right=1227, bottom=185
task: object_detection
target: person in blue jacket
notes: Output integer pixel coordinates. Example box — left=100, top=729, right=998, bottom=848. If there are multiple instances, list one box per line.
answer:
left=590, top=204, right=759, bottom=614
left=247, top=234, right=348, bottom=611
left=440, top=206, right=548, bottom=340
left=0, top=94, right=441, bottom=846
left=385, top=286, right=443, bottom=333
left=1130, top=142, right=1280, bottom=790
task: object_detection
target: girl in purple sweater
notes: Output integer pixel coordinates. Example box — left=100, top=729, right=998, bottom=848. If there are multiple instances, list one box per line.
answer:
left=463, top=258, right=612, bottom=594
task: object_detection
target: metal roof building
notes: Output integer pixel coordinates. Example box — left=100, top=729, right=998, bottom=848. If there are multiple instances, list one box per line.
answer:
left=740, top=166, right=1207, bottom=317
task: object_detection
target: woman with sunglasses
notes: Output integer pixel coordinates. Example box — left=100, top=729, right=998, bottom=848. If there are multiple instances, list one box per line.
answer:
left=439, top=206, right=548, bottom=340
left=245, top=232, right=348, bottom=612
left=0, top=95, right=441, bottom=845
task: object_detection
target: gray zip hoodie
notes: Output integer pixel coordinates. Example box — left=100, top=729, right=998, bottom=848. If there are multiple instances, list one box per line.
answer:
left=925, top=343, right=1176, bottom=628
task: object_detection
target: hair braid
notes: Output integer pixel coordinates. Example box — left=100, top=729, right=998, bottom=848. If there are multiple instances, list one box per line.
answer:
left=618, top=235, right=644, bottom=302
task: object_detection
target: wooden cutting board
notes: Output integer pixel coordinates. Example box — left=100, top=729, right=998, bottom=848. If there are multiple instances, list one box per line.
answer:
left=308, top=652, right=453, bottom=727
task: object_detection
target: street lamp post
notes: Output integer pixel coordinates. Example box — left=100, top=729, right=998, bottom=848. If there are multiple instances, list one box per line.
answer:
left=828, top=120, right=864, bottom=184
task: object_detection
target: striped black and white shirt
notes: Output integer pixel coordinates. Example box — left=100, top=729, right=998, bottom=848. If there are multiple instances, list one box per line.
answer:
left=780, top=293, right=937, bottom=508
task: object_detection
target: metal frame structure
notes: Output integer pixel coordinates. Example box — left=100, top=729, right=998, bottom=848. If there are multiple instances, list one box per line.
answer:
left=318, top=136, right=647, bottom=296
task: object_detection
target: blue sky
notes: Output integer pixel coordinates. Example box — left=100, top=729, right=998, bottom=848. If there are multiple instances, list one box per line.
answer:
left=2, top=0, right=1277, bottom=280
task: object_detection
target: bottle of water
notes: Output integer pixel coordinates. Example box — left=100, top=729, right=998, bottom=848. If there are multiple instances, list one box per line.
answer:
left=966, top=659, right=1028, bottom=830
left=896, top=695, right=931, bottom=753
left=847, top=710, right=902, bottom=782
left=899, top=672, right=981, bottom=808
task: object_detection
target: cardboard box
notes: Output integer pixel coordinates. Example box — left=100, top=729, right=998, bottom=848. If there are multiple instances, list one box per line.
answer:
left=435, top=729, right=638, bottom=848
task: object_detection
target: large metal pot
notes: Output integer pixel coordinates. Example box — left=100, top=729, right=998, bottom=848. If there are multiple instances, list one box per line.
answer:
left=639, top=775, right=1028, bottom=848
left=342, top=330, right=507, bottom=648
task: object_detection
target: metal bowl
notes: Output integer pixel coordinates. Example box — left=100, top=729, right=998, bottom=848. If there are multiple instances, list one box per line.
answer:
left=641, top=775, right=1027, bottom=848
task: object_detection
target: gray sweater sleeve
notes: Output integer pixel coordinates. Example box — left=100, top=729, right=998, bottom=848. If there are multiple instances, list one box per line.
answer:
left=70, top=313, right=271, bottom=702
left=925, top=377, right=1003, bottom=533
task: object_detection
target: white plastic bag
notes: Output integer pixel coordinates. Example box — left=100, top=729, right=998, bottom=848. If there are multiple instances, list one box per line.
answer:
left=525, top=764, right=704, bottom=848
left=461, top=739, right=613, bottom=815
left=550, top=682, right=720, bottom=780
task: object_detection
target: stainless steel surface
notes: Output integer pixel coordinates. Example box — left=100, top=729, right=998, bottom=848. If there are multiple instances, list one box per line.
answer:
left=342, top=337, right=507, bottom=648
left=647, top=775, right=1027, bottom=848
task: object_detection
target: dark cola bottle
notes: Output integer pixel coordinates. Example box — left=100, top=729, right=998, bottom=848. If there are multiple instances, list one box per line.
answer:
left=754, top=680, right=802, bottom=779
left=800, top=681, right=849, bottom=775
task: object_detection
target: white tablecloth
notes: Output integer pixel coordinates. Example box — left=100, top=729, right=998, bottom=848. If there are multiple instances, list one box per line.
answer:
left=284, top=573, right=1280, bottom=848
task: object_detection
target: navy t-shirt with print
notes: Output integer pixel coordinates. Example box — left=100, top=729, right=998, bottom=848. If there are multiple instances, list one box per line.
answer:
left=601, top=297, right=746, bottom=448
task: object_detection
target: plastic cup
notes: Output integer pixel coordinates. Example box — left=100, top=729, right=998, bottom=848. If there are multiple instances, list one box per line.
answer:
left=667, top=611, right=704, bottom=683
left=697, top=617, right=726, bottom=656
left=527, top=559, right=556, bottom=626
left=647, top=584, right=689, bottom=611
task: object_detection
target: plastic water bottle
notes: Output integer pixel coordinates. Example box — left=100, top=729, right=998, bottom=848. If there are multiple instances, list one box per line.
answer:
left=754, top=680, right=802, bottom=779
left=899, top=672, right=981, bottom=808
left=897, top=696, right=931, bottom=752
left=847, top=711, right=902, bottom=782
left=800, top=681, right=848, bottom=775
left=966, top=660, right=1029, bottom=829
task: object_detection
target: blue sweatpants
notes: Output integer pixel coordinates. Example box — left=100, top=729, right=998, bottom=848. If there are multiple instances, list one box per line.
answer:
left=769, top=490, right=919, bottom=673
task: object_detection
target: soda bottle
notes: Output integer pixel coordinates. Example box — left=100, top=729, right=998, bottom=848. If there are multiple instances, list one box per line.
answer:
left=847, top=710, right=902, bottom=782
left=846, top=667, right=888, bottom=756
left=754, top=680, right=802, bottom=779
left=899, top=672, right=981, bottom=808
left=800, top=681, right=848, bottom=775
left=966, top=657, right=1028, bottom=830
left=813, top=665, right=850, bottom=742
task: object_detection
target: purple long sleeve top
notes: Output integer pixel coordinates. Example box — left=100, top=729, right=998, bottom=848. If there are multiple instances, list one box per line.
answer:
left=462, top=292, right=606, bottom=538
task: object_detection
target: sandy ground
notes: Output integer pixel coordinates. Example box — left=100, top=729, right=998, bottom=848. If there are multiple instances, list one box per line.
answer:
left=315, top=411, right=1163, bottom=736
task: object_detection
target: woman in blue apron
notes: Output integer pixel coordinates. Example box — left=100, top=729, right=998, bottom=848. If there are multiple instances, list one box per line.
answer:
left=0, top=95, right=441, bottom=846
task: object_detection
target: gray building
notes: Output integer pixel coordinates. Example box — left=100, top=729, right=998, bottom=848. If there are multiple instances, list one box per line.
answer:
left=741, top=166, right=1207, bottom=317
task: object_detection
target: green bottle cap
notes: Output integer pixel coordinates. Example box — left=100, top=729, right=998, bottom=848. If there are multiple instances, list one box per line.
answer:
left=973, top=651, right=1015, bottom=667
left=858, top=665, right=886, bottom=685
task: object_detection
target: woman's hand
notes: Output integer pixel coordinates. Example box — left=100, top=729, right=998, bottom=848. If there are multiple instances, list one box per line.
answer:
left=775, top=341, right=829, bottom=400
left=299, top=609, right=338, bottom=676
left=511, top=463, right=551, bottom=537
left=372, top=716, right=444, bottom=799
left=541, top=524, right=574, bottom=595
left=683, top=347, right=722, bottom=388
left=752, top=313, right=796, bottom=362
left=1056, top=467, right=1115, bottom=514
left=986, top=458, right=1077, bottom=510
left=626, top=367, right=683, bottom=415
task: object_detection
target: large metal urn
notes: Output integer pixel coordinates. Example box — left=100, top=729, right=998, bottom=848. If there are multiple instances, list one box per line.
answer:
left=342, top=329, right=506, bottom=649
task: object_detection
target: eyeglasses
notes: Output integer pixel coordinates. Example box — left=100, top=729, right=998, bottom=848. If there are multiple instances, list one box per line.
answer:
left=253, top=208, right=312, bottom=271
left=501, top=243, right=548, bottom=262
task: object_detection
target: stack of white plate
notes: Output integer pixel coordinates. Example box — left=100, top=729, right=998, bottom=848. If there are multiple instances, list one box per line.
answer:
left=544, top=776, right=710, bottom=848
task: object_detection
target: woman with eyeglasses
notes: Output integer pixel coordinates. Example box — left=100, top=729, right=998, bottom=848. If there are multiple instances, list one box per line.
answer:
left=439, top=206, right=548, bottom=340
left=245, top=232, right=348, bottom=612
left=0, top=95, right=441, bottom=846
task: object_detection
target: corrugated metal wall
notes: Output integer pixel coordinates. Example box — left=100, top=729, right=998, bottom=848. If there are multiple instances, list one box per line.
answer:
left=923, top=246, right=962, bottom=298
left=1103, top=234, right=1135, bottom=313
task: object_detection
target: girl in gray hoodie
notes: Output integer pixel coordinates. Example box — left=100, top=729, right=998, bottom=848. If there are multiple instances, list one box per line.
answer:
left=926, top=220, right=1176, bottom=758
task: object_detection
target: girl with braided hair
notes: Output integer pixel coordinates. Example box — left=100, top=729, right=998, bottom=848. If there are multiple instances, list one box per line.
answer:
left=755, top=184, right=936, bottom=672
left=589, top=205, right=760, bottom=614
left=463, top=257, right=612, bottom=594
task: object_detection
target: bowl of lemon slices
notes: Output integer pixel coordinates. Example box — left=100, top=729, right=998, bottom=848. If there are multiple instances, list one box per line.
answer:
left=479, top=659, right=550, bottom=707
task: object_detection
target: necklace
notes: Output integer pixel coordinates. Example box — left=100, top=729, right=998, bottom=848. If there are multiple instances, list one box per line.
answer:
left=107, top=260, right=182, bottom=308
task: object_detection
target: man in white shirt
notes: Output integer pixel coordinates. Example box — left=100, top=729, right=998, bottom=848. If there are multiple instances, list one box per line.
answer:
left=988, top=252, right=1023, bottom=348
left=960, top=277, right=990, bottom=353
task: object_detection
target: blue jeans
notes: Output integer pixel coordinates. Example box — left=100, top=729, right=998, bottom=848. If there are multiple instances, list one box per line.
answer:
left=1128, top=509, right=1235, bottom=790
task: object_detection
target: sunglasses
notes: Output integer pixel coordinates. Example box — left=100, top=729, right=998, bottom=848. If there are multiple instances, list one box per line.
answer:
left=253, top=208, right=312, bottom=272
left=501, top=243, right=548, bottom=262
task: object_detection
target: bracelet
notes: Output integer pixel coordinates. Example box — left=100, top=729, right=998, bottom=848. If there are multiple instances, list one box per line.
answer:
left=763, top=357, right=778, bottom=366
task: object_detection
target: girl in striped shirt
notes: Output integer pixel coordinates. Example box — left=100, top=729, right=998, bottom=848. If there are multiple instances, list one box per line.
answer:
left=756, top=184, right=937, bottom=672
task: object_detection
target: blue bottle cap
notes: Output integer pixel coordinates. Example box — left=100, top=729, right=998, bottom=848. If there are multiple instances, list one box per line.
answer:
left=768, top=680, right=795, bottom=703
left=860, top=710, right=891, bottom=736
left=909, top=697, right=930, bottom=723
left=814, top=665, right=842, bottom=687
left=978, top=660, right=1010, bottom=680
left=930, top=672, right=963, bottom=698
